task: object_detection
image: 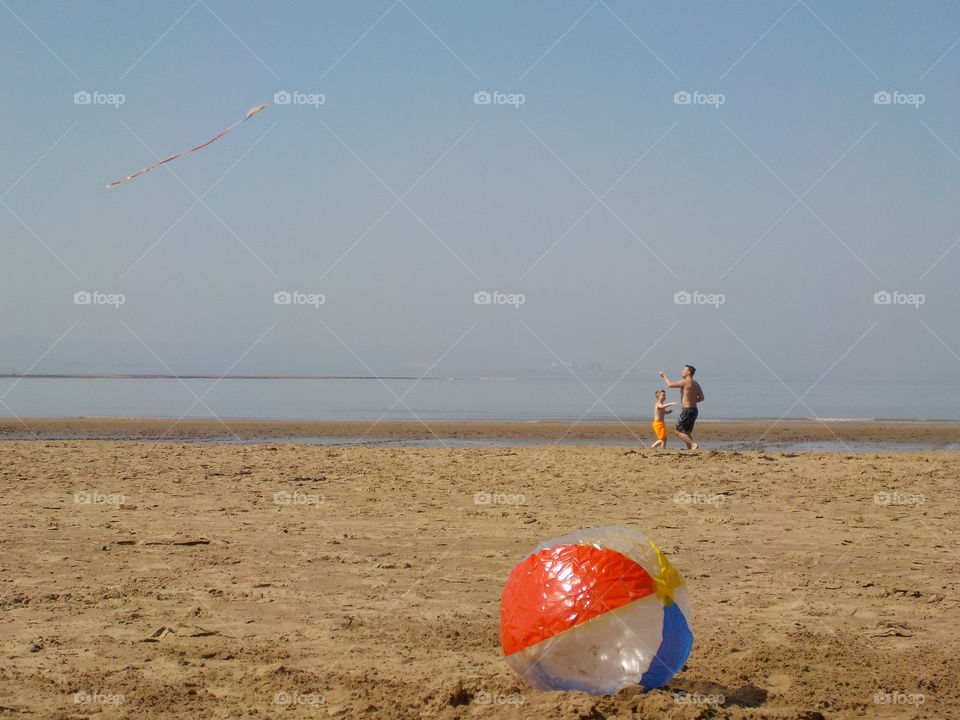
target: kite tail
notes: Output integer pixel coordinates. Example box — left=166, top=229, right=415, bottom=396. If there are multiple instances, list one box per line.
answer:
left=107, top=103, right=268, bottom=188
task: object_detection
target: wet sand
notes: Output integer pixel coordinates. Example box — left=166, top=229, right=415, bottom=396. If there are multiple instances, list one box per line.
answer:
left=0, top=417, right=957, bottom=446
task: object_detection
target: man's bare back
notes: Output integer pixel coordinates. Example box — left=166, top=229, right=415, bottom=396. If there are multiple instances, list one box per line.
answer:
left=682, top=379, right=703, bottom=408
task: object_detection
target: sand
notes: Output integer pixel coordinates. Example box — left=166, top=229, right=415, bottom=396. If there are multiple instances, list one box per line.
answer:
left=1, top=440, right=957, bottom=719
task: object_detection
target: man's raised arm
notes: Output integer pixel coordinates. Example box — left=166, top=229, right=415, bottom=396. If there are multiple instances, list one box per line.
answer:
left=658, top=371, right=685, bottom=389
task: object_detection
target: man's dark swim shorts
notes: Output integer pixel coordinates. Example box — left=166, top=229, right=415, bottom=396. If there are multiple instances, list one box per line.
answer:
left=676, top=407, right=698, bottom=434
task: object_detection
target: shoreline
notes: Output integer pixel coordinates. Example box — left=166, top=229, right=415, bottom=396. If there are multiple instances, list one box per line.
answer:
left=0, top=417, right=957, bottom=446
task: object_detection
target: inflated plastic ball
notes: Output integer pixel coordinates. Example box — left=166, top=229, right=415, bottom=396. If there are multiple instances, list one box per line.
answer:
left=500, top=526, right=693, bottom=695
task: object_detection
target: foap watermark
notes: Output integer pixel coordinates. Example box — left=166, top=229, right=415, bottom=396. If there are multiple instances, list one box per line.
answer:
left=473, top=691, right=525, bottom=706
left=674, top=290, right=725, bottom=308
left=674, top=692, right=725, bottom=706
left=674, top=491, right=727, bottom=506
left=874, top=91, right=925, bottom=108
left=74, top=90, right=125, bottom=108
left=273, top=90, right=325, bottom=108
left=873, top=491, right=925, bottom=507
left=274, top=491, right=325, bottom=507
left=474, top=491, right=525, bottom=506
left=74, top=290, right=125, bottom=308
left=874, top=691, right=924, bottom=706
left=73, top=691, right=124, bottom=706
left=873, top=290, right=924, bottom=308
left=274, top=290, right=325, bottom=308
left=74, top=490, right=125, bottom=508
left=474, top=90, right=525, bottom=108
left=674, top=90, right=725, bottom=108
left=474, top=290, right=525, bottom=308
left=273, top=691, right=326, bottom=707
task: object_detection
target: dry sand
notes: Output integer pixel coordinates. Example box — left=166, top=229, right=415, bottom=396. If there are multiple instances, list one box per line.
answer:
left=1, top=440, right=957, bottom=719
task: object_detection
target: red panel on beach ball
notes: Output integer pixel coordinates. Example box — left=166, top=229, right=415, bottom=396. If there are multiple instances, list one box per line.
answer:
left=500, top=544, right=655, bottom=656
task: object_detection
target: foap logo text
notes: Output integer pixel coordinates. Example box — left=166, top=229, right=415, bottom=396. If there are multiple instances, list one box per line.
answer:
left=74, top=291, right=125, bottom=308
left=874, top=691, right=925, bottom=706
left=674, top=90, right=725, bottom=108
left=874, top=91, right=925, bottom=108
left=74, top=490, right=125, bottom=507
left=473, top=691, right=525, bottom=706
left=273, top=691, right=325, bottom=707
left=873, top=290, right=925, bottom=308
left=274, top=490, right=325, bottom=507
left=874, top=491, right=925, bottom=507
left=474, top=90, right=525, bottom=107
left=74, top=90, right=125, bottom=108
left=273, top=90, right=325, bottom=108
left=474, top=290, right=525, bottom=308
left=274, top=291, right=325, bottom=308
left=674, top=290, right=725, bottom=308
left=474, top=491, right=525, bottom=506
left=73, top=691, right=124, bottom=706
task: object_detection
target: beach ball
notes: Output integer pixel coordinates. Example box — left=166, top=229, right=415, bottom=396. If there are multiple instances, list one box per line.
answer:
left=500, top=526, right=693, bottom=695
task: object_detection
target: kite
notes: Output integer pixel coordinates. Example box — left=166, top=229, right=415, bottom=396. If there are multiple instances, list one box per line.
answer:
left=107, top=103, right=268, bottom=188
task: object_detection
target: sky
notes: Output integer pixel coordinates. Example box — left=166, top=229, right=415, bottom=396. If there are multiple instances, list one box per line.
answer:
left=2, top=1, right=959, bottom=387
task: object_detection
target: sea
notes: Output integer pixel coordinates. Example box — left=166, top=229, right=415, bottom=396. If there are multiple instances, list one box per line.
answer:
left=0, top=376, right=956, bottom=422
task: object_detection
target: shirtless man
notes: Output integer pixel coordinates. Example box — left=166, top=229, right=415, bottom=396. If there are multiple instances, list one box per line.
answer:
left=659, top=365, right=704, bottom=450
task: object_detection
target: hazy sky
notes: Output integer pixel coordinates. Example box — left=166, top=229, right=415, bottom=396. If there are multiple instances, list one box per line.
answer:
left=2, top=1, right=959, bottom=384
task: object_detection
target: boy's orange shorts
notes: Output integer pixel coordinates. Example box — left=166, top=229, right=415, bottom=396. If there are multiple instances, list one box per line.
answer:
left=652, top=420, right=667, bottom=441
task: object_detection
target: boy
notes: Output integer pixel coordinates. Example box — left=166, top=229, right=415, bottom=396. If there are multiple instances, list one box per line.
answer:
left=651, top=389, right=677, bottom=448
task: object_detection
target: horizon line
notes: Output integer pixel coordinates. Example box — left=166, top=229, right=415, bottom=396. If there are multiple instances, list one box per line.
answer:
left=0, top=373, right=429, bottom=380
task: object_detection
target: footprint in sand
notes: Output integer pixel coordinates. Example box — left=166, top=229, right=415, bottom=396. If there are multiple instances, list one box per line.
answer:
left=765, top=672, right=794, bottom=696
